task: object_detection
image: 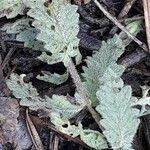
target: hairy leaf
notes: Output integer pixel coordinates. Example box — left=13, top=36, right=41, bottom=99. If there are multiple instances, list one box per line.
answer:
left=82, top=35, right=125, bottom=106
left=23, top=0, right=80, bottom=66
left=45, top=95, right=84, bottom=118
left=50, top=113, right=108, bottom=150
left=2, top=18, right=44, bottom=51
left=6, top=74, right=83, bottom=118
left=96, top=66, right=140, bottom=150
left=6, top=74, right=44, bottom=110
left=37, top=71, right=68, bottom=85
left=0, top=0, right=25, bottom=18
left=6, top=73, right=107, bottom=149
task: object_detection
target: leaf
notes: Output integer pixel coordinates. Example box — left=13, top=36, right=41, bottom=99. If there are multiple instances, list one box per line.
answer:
left=2, top=18, right=44, bottom=51
left=6, top=73, right=107, bottom=150
left=119, top=19, right=142, bottom=47
left=96, top=66, right=140, bottom=150
left=23, top=0, right=81, bottom=66
left=82, top=35, right=125, bottom=106
left=45, top=95, right=84, bottom=119
left=6, top=73, right=83, bottom=118
left=37, top=71, right=68, bottom=85
left=6, top=74, right=43, bottom=110
left=50, top=112, right=108, bottom=150
left=0, top=0, right=25, bottom=18
left=0, top=97, right=19, bottom=144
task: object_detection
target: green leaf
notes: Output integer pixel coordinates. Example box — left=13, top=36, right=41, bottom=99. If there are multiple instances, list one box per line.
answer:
left=2, top=18, right=44, bottom=51
left=0, top=0, right=25, bottom=18
left=96, top=66, right=140, bottom=150
left=37, top=71, right=68, bottom=85
left=82, top=35, right=125, bottom=106
left=6, top=73, right=45, bottom=110
left=45, top=95, right=84, bottom=118
left=6, top=73, right=83, bottom=118
left=119, top=19, right=142, bottom=47
left=23, top=0, right=81, bottom=66
left=50, top=113, right=108, bottom=150
left=6, top=73, right=107, bottom=149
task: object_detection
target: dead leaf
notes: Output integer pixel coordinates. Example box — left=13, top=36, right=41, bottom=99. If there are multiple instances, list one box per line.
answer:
left=16, top=111, right=32, bottom=149
left=0, top=97, right=19, bottom=145
left=83, top=0, right=91, bottom=4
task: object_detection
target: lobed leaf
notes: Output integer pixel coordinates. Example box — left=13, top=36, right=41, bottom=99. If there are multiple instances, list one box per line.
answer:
left=82, top=35, right=125, bottom=106
left=23, top=0, right=81, bottom=66
left=96, top=66, right=140, bottom=150
left=50, top=112, right=108, bottom=150
left=37, top=71, right=68, bottom=85
left=6, top=73, right=83, bottom=118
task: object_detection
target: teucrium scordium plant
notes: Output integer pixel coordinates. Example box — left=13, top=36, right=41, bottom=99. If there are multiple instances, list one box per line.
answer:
left=3, top=0, right=142, bottom=149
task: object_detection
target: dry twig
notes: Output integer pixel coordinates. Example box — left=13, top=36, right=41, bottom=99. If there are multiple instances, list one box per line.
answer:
left=53, top=135, right=59, bottom=150
left=93, top=0, right=149, bottom=52
left=30, top=116, right=91, bottom=149
left=143, top=0, right=150, bottom=50
left=26, top=109, right=44, bottom=150
left=2, top=48, right=16, bottom=70
left=68, top=59, right=104, bottom=131
left=118, top=0, right=137, bottom=19
left=110, top=0, right=137, bottom=35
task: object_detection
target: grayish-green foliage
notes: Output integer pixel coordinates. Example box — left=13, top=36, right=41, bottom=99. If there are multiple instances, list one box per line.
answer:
left=45, top=95, right=84, bottom=118
left=37, top=71, right=68, bottom=85
left=6, top=73, right=108, bottom=149
left=6, top=74, right=41, bottom=110
left=119, top=19, right=142, bottom=47
left=6, top=73, right=83, bottom=118
left=6, top=34, right=141, bottom=150
left=0, top=0, right=25, bottom=18
left=50, top=113, right=108, bottom=150
left=2, top=18, right=44, bottom=51
left=23, top=0, right=81, bottom=66
left=82, top=35, right=125, bottom=106
left=82, top=20, right=142, bottom=106
left=3, top=0, right=142, bottom=149
left=96, top=65, right=140, bottom=150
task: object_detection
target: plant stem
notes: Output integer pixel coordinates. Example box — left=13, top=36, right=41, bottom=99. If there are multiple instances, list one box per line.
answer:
left=68, top=59, right=104, bottom=131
